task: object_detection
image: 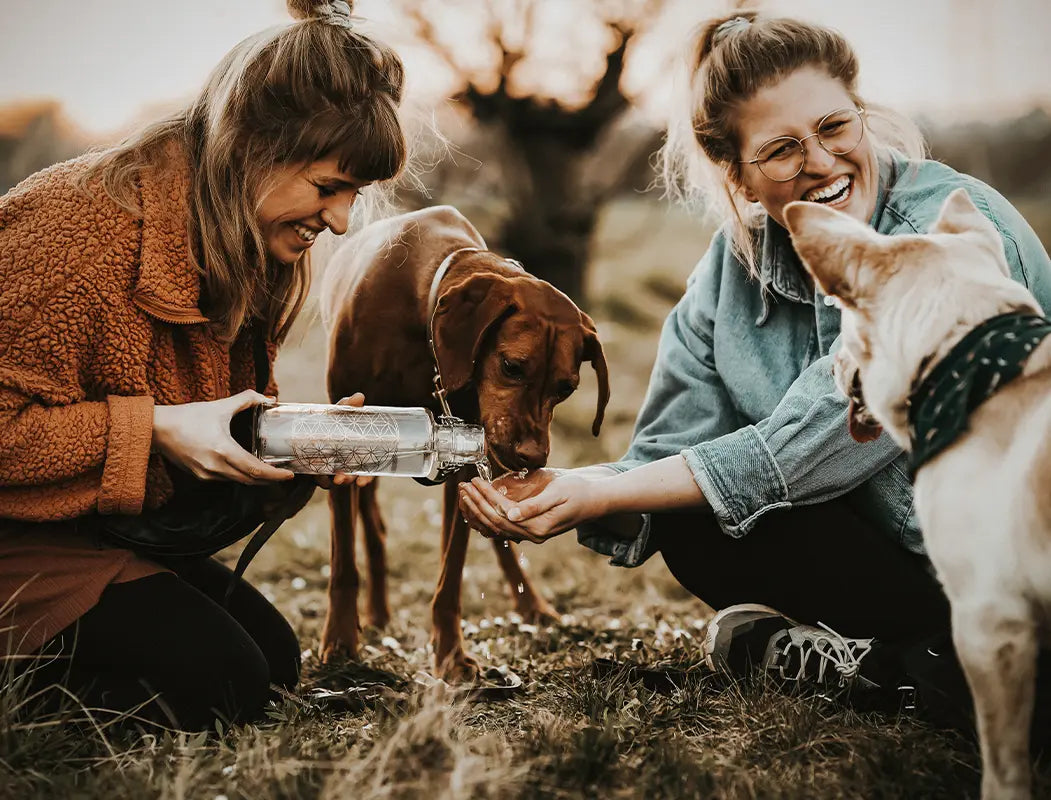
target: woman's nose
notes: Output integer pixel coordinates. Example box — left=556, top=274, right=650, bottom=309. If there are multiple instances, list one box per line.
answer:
left=802, top=142, right=838, bottom=176
left=321, top=200, right=352, bottom=236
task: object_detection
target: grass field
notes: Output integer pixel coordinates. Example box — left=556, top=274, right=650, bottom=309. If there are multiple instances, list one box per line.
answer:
left=4, top=196, right=1051, bottom=799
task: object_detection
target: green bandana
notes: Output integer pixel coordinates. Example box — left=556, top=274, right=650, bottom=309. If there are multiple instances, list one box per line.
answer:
left=908, top=312, right=1051, bottom=474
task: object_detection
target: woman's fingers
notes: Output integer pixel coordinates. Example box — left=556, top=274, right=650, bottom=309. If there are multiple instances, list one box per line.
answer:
left=226, top=389, right=275, bottom=415
left=459, top=482, right=532, bottom=541
left=458, top=490, right=500, bottom=538
left=472, top=477, right=565, bottom=523
left=335, top=393, right=365, bottom=407
left=220, top=447, right=295, bottom=484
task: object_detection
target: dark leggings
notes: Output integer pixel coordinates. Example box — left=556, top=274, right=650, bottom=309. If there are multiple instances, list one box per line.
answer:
left=652, top=498, right=1051, bottom=738
left=653, top=498, right=951, bottom=641
left=28, top=557, right=299, bottom=731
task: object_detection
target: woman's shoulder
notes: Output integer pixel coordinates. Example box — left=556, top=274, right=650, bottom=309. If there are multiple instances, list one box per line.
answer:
left=880, top=154, right=1025, bottom=238
left=0, top=153, right=146, bottom=324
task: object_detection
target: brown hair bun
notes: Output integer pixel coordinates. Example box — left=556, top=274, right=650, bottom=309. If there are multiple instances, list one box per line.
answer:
left=286, top=0, right=355, bottom=21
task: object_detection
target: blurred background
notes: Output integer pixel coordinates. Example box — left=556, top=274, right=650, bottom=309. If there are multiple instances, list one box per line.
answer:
left=3, top=0, right=1051, bottom=623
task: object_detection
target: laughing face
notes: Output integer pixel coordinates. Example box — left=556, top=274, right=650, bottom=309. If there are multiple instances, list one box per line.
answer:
left=732, top=66, right=878, bottom=230
left=256, top=156, right=369, bottom=264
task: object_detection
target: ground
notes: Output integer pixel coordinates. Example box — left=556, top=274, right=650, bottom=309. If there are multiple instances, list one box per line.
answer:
left=4, top=197, right=1051, bottom=799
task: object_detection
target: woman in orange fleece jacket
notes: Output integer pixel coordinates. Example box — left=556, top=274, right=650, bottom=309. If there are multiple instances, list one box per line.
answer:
left=0, top=0, right=405, bottom=729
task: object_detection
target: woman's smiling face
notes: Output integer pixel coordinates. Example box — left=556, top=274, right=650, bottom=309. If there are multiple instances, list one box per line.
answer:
left=256, top=156, right=368, bottom=264
left=732, top=66, right=878, bottom=229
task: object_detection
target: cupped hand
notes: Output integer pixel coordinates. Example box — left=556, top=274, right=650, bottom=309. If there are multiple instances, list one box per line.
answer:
left=314, top=393, right=376, bottom=490
left=151, top=390, right=295, bottom=485
left=458, top=468, right=608, bottom=543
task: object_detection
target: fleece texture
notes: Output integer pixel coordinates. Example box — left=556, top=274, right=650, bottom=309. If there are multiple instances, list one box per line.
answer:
left=0, top=143, right=279, bottom=654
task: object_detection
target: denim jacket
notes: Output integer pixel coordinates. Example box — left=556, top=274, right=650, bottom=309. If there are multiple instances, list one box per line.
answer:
left=580, top=151, right=1051, bottom=567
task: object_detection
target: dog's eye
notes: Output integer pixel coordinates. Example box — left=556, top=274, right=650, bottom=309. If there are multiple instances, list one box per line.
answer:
left=501, top=357, right=526, bottom=381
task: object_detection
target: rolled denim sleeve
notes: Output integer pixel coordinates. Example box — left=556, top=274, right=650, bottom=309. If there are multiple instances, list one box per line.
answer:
left=578, top=237, right=742, bottom=565
left=682, top=345, right=902, bottom=537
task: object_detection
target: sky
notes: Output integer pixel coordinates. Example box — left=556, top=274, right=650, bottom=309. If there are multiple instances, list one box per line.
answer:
left=2, top=0, right=1049, bottom=139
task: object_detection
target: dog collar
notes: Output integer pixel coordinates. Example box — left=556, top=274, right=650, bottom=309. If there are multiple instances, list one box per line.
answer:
left=907, top=311, right=1051, bottom=473
left=427, top=247, right=481, bottom=417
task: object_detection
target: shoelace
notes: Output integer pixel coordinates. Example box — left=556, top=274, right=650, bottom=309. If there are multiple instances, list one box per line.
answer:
left=773, top=622, right=874, bottom=687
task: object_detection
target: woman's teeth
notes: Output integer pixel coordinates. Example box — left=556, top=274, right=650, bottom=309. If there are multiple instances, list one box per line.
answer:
left=804, top=176, right=851, bottom=204
left=292, top=223, right=317, bottom=243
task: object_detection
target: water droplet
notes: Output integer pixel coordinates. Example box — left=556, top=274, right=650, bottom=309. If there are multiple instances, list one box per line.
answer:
left=502, top=540, right=510, bottom=549
left=516, top=583, right=525, bottom=594
left=476, top=458, right=493, bottom=482
left=518, top=555, right=529, bottom=568
left=480, top=591, right=486, bottom=600
left=291, top=577, right=307, bottom=590
left=320, top=564, right=331, bottom=578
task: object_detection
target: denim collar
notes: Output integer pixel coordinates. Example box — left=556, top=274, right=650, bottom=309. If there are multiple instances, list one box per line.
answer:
left=754, top=152, right=898, bottom=325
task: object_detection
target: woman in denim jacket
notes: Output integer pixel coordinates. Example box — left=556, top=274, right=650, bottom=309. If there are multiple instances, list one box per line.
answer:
left=460, top=12, right=1051, bottom=730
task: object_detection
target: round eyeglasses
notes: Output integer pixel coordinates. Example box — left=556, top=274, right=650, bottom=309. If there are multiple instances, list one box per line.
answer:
left=739, top=108, right=867, bottom=182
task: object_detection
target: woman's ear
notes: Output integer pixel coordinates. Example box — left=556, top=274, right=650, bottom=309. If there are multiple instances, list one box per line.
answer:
left=728, top=169, right=759, bottom=204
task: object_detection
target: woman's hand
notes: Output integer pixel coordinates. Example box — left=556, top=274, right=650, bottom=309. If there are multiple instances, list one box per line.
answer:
left=314, top=393, right=375, bottom=490
left=151, top=390, right=295, bottom=485
left=458, top=467, right=611, bottom=543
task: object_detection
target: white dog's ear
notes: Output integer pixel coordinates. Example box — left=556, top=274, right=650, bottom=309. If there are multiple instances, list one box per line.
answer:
left=930, top=188, right=993, bottom=237
left=930, top=188, right=1008, bottom=275
left=784, top=200, right=879, bottom=307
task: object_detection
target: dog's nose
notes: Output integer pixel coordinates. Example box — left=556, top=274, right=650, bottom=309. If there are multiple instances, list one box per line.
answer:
left=513, top=440, right=547, bottom=470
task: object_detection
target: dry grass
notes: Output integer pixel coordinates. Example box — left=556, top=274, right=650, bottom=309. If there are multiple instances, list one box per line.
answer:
left=5, top=197, right=1051, bottom=799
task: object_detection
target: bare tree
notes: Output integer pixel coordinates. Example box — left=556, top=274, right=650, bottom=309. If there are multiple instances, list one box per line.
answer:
left=397, top=0, right=666, bottom=302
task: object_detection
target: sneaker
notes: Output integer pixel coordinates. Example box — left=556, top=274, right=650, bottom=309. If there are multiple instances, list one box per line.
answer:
left=703, top=603, right=878, bottom=691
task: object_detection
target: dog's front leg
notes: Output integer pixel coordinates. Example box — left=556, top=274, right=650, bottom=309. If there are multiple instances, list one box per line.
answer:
left=358, top=480, right=391, bottom=629
left=491, top=539, right=559, bottom=624
left=430, top=477, right=481, bottom=682
left=953, top=603, right=1037, bottom=800
left=321, top=484, right=361, bottom=663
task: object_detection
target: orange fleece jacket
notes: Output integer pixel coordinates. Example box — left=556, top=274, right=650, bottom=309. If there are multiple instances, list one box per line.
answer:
left=0, top=144, right=280, bottom=653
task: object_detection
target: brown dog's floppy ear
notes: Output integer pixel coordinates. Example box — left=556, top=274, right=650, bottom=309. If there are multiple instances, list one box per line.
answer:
left=783, top=200, right=877, bottom=307
left=580, top=312, right=610, bottom=437
left=432, top=274, right=516, bottom=391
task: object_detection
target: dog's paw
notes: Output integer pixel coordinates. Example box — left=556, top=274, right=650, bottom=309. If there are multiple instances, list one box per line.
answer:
left=516, top=596, right=560, bottom=625
left=434, top=645, right=482, bottom=683
left=319, top=631, right=360, bottom=665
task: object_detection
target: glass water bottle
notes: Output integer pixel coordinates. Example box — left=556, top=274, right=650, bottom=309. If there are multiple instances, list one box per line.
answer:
left=249, top=402, right=487, bottom=482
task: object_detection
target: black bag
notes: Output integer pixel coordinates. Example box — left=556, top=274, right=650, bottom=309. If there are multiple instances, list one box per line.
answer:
left=89, top=323, right=313, bottom=603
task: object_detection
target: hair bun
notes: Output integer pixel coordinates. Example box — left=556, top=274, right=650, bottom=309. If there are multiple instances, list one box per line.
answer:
left=287, top=0, right=355, bottom=22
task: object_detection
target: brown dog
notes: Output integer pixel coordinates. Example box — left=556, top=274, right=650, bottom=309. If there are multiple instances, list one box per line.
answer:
left=318, top=205, right=610, bottom=680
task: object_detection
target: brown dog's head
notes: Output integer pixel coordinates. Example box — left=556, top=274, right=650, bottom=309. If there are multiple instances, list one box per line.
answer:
left=432, top=270, right=610, bottom=473
left=784, top=188, right=1039, bottom=450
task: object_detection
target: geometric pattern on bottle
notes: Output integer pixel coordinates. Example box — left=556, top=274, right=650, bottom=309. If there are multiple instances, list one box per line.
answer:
left=286, top=410, right=402, bottom=473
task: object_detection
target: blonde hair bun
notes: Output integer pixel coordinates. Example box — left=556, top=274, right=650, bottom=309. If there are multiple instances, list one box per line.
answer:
left=286, top=0, right=354, bottom=21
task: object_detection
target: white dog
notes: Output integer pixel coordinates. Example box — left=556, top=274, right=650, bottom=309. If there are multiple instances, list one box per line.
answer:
left=785, top=188, right=1050, bottom=800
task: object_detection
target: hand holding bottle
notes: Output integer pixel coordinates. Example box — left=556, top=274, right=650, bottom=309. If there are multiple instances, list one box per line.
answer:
left=151, top=390, right=295, bottom=485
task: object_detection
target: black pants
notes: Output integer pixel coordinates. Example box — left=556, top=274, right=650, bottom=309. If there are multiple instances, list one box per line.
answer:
left=27, top=557, right=299, bottom=731
left=652, top=498, right=1051, bottom=737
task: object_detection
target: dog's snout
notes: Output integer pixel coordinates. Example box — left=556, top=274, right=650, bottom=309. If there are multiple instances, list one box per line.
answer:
left=513, top=440, right=548, bottom=470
